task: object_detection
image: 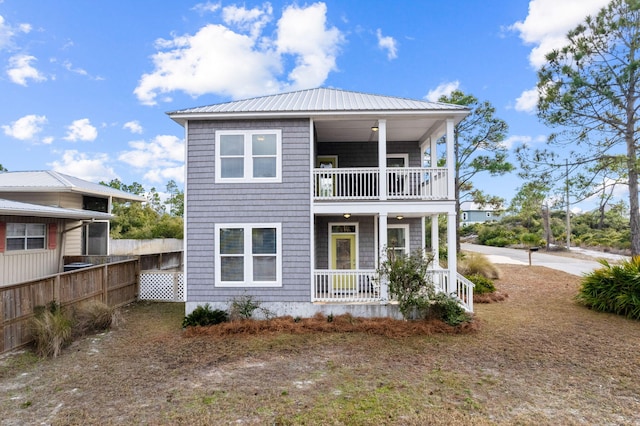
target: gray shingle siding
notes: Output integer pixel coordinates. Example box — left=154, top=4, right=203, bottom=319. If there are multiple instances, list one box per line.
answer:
left=186, top=118, right=311, bottom=303
left=317, top=141, right=421, bottom=167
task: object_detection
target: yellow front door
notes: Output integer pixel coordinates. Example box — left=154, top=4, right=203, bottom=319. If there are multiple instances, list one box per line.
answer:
left=331, top=234, right=356, bottom=293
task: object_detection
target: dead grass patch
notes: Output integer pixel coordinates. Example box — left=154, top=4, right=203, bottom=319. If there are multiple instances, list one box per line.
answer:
left=473, top=291, right=509, bottom=303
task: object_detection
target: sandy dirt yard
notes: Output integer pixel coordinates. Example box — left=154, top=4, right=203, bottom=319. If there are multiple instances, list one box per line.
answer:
left=1, top=264, right=639, bottom=425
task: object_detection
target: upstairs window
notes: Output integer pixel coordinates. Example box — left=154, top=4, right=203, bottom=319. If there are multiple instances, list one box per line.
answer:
left=6, top=223, right=46, bottom=251
left=216, top=130, right=281, bottom=183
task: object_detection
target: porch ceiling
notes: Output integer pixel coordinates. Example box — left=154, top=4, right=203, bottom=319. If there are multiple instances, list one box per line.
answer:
left=314, top=117, right=440, bottom=143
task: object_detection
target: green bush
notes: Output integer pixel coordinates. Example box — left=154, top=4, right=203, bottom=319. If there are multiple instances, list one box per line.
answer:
left=465, top=274, right=496, bottom=295
left=576, top=257, right=640, bottom=320
left=377, top=249, right=436, bottom=319
left=484, top=236, right=511, bottom=247
left=428, top=293, right=471, bottom=326
left=182, top=304, right=229, bottom=327
left=31, top=301, right=73, bottom=358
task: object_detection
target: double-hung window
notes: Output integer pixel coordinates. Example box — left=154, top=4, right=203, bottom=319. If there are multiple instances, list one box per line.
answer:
left=216, top=130, right=282, bottom=183
left=7, top=223, right=46, bottom=251
left=387, top=224, right=409, bottom=258
left=215, top=223, right=282, bottom=287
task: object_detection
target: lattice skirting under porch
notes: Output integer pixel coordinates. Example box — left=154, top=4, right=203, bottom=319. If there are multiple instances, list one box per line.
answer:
left=139, top=271, right=184, bottom=302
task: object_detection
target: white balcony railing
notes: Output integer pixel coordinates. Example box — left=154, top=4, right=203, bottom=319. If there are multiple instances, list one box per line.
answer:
left=313, top=167, right=449, bottom=200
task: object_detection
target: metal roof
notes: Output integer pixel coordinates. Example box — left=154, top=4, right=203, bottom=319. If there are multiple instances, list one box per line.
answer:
left=0, top=198, right=114, bottom=220
left=168, top=87, right=469, bottom=116
left=0, top=171, right=147, bottom=202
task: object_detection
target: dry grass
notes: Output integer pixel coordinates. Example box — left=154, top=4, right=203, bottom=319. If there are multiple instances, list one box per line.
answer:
left=1, top=265, right=639, bottom=425
left=459, top=252, right=502, bottom=279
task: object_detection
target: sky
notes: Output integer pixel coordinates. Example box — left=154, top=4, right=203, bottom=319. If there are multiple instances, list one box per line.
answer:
left=0, top=0, right=614, bottom=208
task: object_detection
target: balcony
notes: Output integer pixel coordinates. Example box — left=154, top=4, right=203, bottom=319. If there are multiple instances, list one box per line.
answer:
left=313, top=167, right=449, bottom=201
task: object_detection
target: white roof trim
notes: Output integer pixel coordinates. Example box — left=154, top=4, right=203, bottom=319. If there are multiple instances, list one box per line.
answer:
left=0, top=198, right=114, bottom=220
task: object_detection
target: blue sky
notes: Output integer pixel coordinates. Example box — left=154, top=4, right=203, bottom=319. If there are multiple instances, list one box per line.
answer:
left=0, top=0, right=612, bottom=207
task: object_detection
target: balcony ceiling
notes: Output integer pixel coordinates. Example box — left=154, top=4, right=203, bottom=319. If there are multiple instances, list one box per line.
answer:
left=314, top=117, right=440, bottom=143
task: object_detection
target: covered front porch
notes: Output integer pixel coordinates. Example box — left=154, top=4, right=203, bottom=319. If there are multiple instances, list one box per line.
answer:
left=311, top=211, right=473, bottom=312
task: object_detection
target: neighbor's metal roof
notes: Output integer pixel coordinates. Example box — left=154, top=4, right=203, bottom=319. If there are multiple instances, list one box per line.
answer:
left=168, top=87, right=469, bottom=116
left=0, top=171, right=147, bottom=202
left=0, top=198, right=114, bottom=220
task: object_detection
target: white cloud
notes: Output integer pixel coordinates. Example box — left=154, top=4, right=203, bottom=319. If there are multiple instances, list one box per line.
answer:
left=425, top=81, right=460, bottom=102
left=514, top=87, right=539, bottom=113
left=64, top=118, right=98, bottom=142
left=376, top=29, right=397, bottom=60
left=123, top=120, right=143, bottom=134
left=510, top=0, right=610, bottom=69
left=48, top=150, right=118, bottom=183
left=2, top=114, right=47, bottom=140
left=134, top=2, right=343, bottom=105
left=6, top=54, right=46, bottom=86
left=0, top=15, right=31, bottom=50
left=119, top=135, right=184, bottom=183
left=502, top=134, right=547, bottom=149
left=192, top=1, right=221, bottom=15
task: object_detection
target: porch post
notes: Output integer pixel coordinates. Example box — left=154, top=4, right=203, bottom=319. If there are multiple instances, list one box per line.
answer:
left=378, top=119, right=387, bottom=201
left=379, top=213, right=388, bottom=303
left=429, top=136, right=437, bottom=168
left=447, top=212, right=457, bottom=295
left=445, top=118, right=455, bottom=199
left=431, top=214, right=439, bottom=265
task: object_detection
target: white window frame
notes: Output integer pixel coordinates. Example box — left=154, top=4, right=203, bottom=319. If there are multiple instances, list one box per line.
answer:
left=387, top=224, right=410, bottom=257
left=6, top=223, right=46, bottom=251
left=215, top=223, right=282, bottom=287
left=215, top=129, right=282, bottom=183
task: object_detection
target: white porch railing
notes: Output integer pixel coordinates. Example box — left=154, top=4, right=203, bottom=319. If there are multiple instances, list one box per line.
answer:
left=312, top=269, right=474, bottom=312
left=313, top=167, right=449, bottom=200
left=313, top=269, right=378, bottom=302
left=429, top=270, right=474, bottom=312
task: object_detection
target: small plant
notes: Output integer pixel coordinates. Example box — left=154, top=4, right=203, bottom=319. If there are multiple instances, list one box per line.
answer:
left=74, top=300, right=116, bottom=335
left=229, top=294, right=262, bottom=320
left=182, top=304, right=229, bottom=327
left=31, top=300, right=73, bottom=358
left=428, top=293, right=471, bottom=326
left=465, top=274, right=496, bottom=295
left=327, top=313, right=334, bottom=323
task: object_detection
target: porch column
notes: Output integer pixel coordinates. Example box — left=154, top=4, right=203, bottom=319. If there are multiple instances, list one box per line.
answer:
left=379, top=213, right=388, bottom=303
left=431, top=214, right=439, bottom=265
left=430, top=136, right=437, bottom=168
left=445, top=118, right=455, bottom=199
left=378, top=119, right=387, bottom=201
left=447, top=212, right=457, bottom=294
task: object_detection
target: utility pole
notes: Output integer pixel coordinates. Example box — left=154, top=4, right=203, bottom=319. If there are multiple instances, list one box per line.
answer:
left=566, top=159, right=571, bottom=250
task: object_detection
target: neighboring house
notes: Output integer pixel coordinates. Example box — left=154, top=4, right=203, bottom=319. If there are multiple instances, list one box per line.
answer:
left=169, top=87, right=473, bottom=318
left=460, top=202, right=502, bottom=226
left=0, top=171, right=146, bottom=286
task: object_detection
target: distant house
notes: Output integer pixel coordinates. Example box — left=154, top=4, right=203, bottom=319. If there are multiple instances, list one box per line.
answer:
left=0, top=171, right=146, bottom=286
left=169, top=87, right=474, bottom=318
left=460, top=201, right=502, bottom=226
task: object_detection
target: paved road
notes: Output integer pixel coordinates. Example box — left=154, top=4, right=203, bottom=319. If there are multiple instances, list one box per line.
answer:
left=461, top=243, right=610, bottom=277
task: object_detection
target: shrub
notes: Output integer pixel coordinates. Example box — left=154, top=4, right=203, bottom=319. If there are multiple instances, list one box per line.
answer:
left=75, top=300, right=116, bottom=335
left=31, top=301, right=73, bottom=358
left=576, top=257, right=640, bottom=320
left=428, top=293, right=471, bottom=326
left=465, top=273, right=496, bottom=295
left=458, top=252, right=500, bottom=279
left=377, top=249, right=436, bottom=319
left=182, top=304, right=229, bottom=327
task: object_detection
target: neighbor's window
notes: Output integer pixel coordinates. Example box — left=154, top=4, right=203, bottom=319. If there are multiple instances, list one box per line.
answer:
left=215, top=223, right=281, bottom=287
left=6, top=223, right=46, bottom=251
left=216, top=130, right=281, bottom=182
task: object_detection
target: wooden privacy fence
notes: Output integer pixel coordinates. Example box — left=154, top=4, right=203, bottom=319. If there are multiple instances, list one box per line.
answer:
left=0, top=259, right=139, bottom=355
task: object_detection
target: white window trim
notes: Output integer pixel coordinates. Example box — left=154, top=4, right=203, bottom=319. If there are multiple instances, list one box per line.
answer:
left=6, top=222, right=46, bottom=251
left=386, top=153, right=409, bottom=167
left=387, top=224, right=410, bottom=255
left=215, top=129, right=282, bottom=183
left=215, top=223, right=282, bottom=287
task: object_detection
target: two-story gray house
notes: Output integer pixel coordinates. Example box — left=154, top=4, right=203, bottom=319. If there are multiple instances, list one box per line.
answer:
left=169, top=88, right=473, bottom=318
